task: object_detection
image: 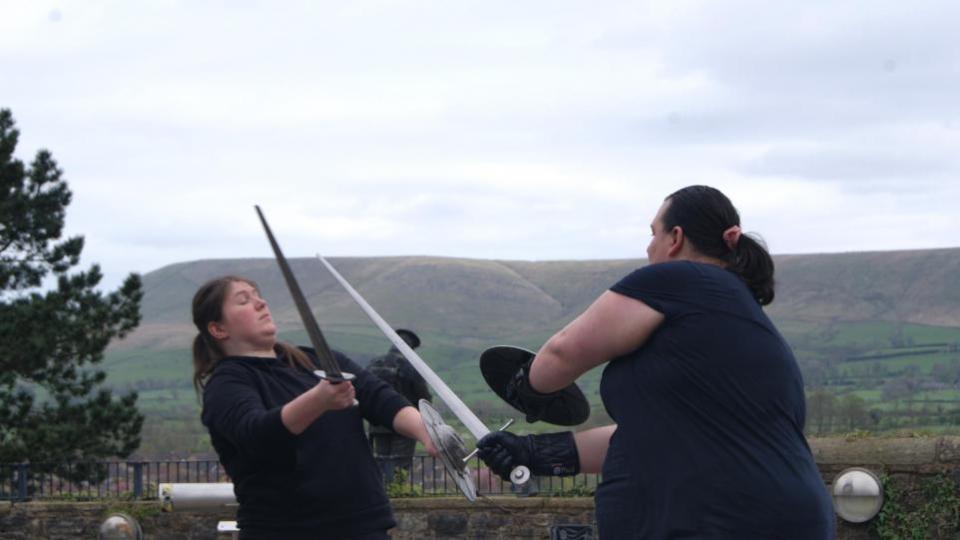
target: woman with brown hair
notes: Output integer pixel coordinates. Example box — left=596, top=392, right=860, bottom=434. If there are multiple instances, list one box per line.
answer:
left=192, top=275, right=435, bottom=540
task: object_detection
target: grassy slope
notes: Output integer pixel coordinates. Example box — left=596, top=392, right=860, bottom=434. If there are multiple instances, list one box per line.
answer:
left=101, top=249, right=960, bottom=456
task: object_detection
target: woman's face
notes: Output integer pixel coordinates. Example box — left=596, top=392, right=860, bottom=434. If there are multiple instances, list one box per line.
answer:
left=646, top=200, right=673, bottom=264
left=210, top=280, right=277, bottom=354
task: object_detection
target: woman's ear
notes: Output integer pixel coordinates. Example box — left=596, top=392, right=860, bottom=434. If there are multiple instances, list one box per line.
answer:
left=207, top=321, right=228, bottom=341
left=667, top=226, right=685, bottom=257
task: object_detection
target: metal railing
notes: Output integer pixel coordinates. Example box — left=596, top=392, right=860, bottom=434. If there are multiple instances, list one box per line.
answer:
left=1, top=457, right=599, bottom=501
left=0, top=461, right=225, bottom=501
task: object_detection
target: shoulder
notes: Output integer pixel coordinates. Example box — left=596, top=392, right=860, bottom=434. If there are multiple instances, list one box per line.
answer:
left=617, top=261, right=737, bottom=289
left=611, top=262, right=745, bottom=316
left=627, top=260, right=708, bottom=280
left=202, top=358, right=254, bottom=403
left=206, top=357, right=252, bottom=382
left=613, top=261, right=696, bottom=293
left=332, top=349, right=361, bottom=372
left=295, top=346, right=340, bottom=362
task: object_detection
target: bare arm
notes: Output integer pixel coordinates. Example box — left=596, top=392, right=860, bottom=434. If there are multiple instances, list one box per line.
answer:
left=529, top=291, right=665, bottom=393
left=392, top=405, right=439, bottom=457
left=281, top=380, right=356, bottom=435
left=574, top=425, right=617, bottom=474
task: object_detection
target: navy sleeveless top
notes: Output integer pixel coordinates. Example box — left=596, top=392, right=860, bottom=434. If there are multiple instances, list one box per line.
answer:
left=595, top=261, right=835, bottom=539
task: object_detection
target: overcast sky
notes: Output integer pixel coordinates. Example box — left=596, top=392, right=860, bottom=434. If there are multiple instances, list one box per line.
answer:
left=3, top=1, right=958, bottom=291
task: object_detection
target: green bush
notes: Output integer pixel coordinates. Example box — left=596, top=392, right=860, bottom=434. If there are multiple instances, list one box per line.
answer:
left=385, top=468, right=423, bottom=498
left=873, top=473, right=960, bottom=539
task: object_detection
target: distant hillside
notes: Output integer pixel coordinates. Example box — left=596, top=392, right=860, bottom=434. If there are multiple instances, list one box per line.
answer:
left=104, top=248, right=960, bottom=456
left=770, top=249, right=960, bottom=327
left=121, top=248, right=960, bottom=351
left=117, top=256, right=644, bottom=351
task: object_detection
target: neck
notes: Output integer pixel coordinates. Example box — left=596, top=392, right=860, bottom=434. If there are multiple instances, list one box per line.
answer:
left=673, top=248, right=727, bottom=268
left=223, top=343, right=277, bottom=358
left=691, top=254, right=728, bottom=267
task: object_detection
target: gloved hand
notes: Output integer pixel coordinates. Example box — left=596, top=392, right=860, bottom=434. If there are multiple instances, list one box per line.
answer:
left=477, top=430, right=580, bottom=482
left=503, top=359, right=561, bottom=423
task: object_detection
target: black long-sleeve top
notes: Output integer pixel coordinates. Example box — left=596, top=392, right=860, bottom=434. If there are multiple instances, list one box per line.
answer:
left=201, top=347, right=410, bottom=537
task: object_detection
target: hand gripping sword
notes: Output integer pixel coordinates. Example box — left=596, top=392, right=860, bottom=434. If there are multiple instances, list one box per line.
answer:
left=254, top=206, right=357, bottom=393
left=316, top=256, right=531, bottom=500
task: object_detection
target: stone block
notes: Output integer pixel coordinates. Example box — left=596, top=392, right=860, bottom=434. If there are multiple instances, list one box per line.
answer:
left=936, top=436, right=960, bottom=463
left=811, top=437, right=939, bottom=466
left=471, top=511, right=508, bottom=532
left=429, top=510, right=468, bottom=536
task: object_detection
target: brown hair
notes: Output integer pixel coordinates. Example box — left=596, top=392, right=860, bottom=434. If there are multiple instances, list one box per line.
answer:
left=663, top=185, right=775, bottom=305
left=191, top=275, right=315, bottom=392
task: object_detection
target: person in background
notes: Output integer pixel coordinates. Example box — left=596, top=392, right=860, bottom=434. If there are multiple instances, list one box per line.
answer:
left=366, top=328, right=432, bottom=483
left=192, top=275, right=436, bottom=540
left=478, top=185, right=836, bottom=539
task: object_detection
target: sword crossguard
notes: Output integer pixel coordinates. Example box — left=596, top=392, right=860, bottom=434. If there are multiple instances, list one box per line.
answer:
left=463, top=419, right=515, bottom=462
left=313, top=370, right=359, bottom=406
left=313, top=370, right=356, bottom=384
left=461, top=419, right=532, bottom=486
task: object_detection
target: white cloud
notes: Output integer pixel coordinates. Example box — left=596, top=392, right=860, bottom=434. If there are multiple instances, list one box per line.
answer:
left=2, top=0, right=957, bottom=290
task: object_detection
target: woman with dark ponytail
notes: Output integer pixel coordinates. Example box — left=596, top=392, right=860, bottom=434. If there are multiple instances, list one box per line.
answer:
left=478, top=186, right=835, bottom=538
left=192, top=275, right=436, bottom=540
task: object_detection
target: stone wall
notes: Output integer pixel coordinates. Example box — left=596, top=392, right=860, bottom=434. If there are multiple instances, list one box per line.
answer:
left=389, top=498, right=594, bottom=539
left=1, top=436, right=958, bottom=539
left=810, top=435, right=960, bottom=540
left=0, top=498, right=593, bottom=540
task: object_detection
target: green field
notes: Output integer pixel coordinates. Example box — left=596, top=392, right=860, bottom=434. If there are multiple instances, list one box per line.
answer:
left=95, top=252, right=960, bottom=456
left=102, top=318, right=960, bottom=457
left=791, top=321, right=960, bottom=436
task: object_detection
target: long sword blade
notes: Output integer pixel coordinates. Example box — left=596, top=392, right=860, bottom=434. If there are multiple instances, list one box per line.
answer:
left=316, top=256, right=489, bottom=437
left=254, top=206, right=342, bottom=378
left=318, top=255, right=530, bottom=485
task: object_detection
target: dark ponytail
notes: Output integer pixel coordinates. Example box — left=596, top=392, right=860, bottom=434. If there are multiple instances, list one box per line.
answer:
left=192, top=276, right=245, bottom=393
left=192, top=332, right=224, bottom=393
left=191, top=275, right=315, bottom=393
left=662, top=185, right=775, bottom=305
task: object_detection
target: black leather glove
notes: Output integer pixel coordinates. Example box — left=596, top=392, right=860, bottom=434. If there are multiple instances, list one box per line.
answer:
left=504, top=359, right=562, bottom=423
left=477, top=431, right=580, bottom=481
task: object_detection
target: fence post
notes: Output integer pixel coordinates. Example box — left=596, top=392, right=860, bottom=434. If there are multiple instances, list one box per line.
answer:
left=16, top=463, right=28, bottom=501
left=130, top=462, right=144, bottom=499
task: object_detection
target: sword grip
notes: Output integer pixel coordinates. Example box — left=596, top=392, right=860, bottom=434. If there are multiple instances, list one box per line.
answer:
left=463, top=419, right=531, bottom=486
left=313, top=370, right=360, bottom=407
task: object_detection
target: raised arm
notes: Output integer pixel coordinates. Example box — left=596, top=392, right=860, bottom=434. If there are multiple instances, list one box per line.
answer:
left=529, top=290, right=664, bottom=393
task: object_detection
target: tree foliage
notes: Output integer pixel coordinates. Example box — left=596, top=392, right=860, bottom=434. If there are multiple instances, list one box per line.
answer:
left=0, top=108, right=144, bottom=473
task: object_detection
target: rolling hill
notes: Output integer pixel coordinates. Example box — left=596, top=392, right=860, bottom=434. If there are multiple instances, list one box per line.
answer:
left=103, top=248, right=960, bottom=456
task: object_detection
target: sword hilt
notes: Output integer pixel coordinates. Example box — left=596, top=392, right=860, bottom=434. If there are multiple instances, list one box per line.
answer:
left=313, top=370, right=356, bottom=384
left=510, top=464, right=531, bottom=485
left=313, top=370, right=359, bottom=406
left=462, top=419, right=531, bottom=485
left=463, top=419, right=515, bottom=462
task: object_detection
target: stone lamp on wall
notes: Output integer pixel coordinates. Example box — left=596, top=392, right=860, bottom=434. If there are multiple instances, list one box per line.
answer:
left=97, top=513, right=143, bottom=540
left=831, top=467, right=884, bottom=523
